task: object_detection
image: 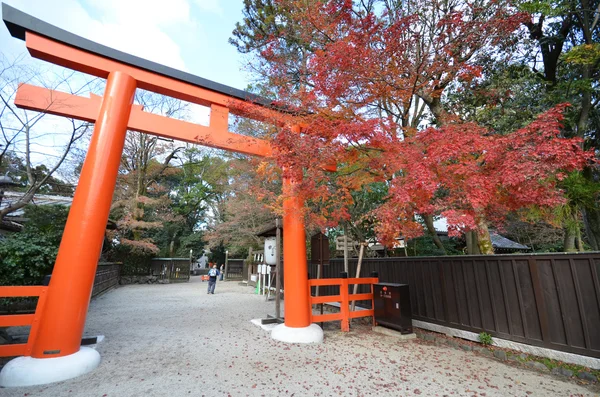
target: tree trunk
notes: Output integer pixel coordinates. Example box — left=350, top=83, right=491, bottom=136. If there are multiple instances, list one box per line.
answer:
left=466, top=231, right=481, bottom=255
left=422, top=213, right=446, bottom=254
left=475, top=215, right=494, bottom=255
left=576, top=232, right=585, bottom=252
left=580, top=163, right=600, bottom=251
left=575, top=211, right=585, bottom=252
left=563, top=228, right=577, bottom=252
left=582, top=206, right=600, bottom=250
left=351, top=243, right=366, bottom=312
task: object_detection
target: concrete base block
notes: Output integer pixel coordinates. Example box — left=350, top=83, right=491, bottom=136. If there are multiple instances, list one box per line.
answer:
left=372, top=326, right=417, bottom=341
left=0, top=347, right=101, bottom=387
left=271, top=324, right=323, bottom=344
left=413, top=319, right=600, bottom=370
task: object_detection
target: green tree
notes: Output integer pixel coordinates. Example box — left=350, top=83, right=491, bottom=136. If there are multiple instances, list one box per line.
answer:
left=0, top=205, right=68, bottom=285
left=447, top=0, right=600, bottom=250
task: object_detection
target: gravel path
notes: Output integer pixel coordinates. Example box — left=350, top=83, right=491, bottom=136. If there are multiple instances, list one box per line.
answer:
left=2, top=277, right=598, bottom=396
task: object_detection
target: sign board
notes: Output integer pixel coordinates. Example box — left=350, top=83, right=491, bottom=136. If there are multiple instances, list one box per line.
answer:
left=310, top=232, right=330, bottom=265
left=335, top=235, right=357, bottom=251
left=393, top=238, right=406, bottom=249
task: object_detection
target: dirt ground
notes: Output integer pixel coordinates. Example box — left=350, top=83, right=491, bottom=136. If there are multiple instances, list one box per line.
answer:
left=1, top=277, right=598, bottom=396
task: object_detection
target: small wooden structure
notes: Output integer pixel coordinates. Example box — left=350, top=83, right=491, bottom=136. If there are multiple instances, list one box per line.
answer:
left=309, top=275, right=379, bottom=331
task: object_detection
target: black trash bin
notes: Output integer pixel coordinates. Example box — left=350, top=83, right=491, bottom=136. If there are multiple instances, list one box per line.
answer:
left=373, top=283, right=412, bottom=334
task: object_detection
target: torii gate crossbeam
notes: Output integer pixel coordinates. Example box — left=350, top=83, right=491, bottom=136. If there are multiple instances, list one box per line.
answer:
left=0, top=3, right=323, bottom=387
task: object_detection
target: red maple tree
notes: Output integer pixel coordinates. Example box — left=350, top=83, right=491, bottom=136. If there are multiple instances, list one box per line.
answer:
left=231, top=0, right=592, bottom=253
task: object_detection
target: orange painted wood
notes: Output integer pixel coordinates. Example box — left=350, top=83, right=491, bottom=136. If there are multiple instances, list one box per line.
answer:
left=128, top=104, right=272, bottom=157
left=283, top=171, right=311, bottom=328
left=311, top=313, right=342, bottom=323
left=349, top=310, right=374, bottom=319
left=0, top=343, right=27, bottom=357
left=349, top=293, right=373, bottom=302
left=308, top=278, right=344, bottom=287
left=0, top=286, right=46, bottom=298
left=308, top=278, right=378, bottom=287
left=310, top=295, right=342, bottom=305
left=14, top=84, right=272, bottom=158
left=0, top=314, right=34, bottom=327
left=339, top=278, right=350, bottom=331
left=347, top=277, right=379, bottom=285
left=26, top=33, right=255, bottom=113
left=25, top=287, right=49, bottom=356
left=308, top=278, right=378, bottom=331
left=30, top=71, right=136, bottom=359
left=15, top=84, right=100, bottom=122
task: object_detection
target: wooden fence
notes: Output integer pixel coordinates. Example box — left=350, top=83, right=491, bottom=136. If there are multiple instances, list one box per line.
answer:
left=0, top=286, right=48, bottom=357
left=148, top=258, right=191, bottom=282
left=92, top=262, right=121, bottom=298
left=318, top=253, right=600, bottom=359
left=225, top=259, right=244, bottom=279
left=1, top=262, right=121, bottom=314
left=309, top=277, right=377, bottom=331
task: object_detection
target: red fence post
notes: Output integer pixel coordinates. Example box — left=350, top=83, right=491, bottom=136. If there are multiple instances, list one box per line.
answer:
left=340, top=276, right=350, bottom=332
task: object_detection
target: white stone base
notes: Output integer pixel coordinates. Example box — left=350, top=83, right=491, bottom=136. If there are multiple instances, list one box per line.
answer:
left=271, top=324, right=323, bottom=344
left=0, top=347, right=101, bottom=387
left=413, top=319, right=600, bottom=370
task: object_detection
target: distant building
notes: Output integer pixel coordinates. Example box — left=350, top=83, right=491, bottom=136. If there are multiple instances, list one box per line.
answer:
left=433, top=217, right=530, bottom=253
left=0, top=191, right=73, bottom=236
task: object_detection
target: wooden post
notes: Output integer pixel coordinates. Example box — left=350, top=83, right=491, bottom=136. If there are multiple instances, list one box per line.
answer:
left=371, top=271, right=378, bottom=326
left=343, top=226, right=349, bottom=274
left=247, top=247, right=253, bottom=284
left=351, top=243, right=366, bottom=312
left=275, top=218, right=282, bottom=320
left=340, top=273, right=350, bottom=332
left=314, top=233, right=323, bottom=308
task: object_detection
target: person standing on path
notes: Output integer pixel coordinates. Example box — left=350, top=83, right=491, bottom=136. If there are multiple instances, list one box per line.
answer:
left=219, top=264, right=224, bottom=280
left=207, top=264, right=220, bottom=294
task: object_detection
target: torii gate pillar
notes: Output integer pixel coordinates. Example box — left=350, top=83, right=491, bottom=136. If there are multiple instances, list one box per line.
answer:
left=272, top=169, right=323, bottom=343
left=0, top=71, right=136, bottom=386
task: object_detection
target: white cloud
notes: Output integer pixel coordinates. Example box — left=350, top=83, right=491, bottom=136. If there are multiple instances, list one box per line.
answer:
left=3, top=0, right=192, bottom=71
left=1, top=0, right=245, bottom=170
left=193, top=0, right=223, bottom=15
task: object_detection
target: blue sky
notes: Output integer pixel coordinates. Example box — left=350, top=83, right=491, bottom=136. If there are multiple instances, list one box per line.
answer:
left=1, top=0, right=251, bottom=90
left=0, top=0, right=255, bottom=176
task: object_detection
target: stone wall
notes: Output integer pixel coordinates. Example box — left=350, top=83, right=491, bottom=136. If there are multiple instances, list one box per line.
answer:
left=119, top=275, right=170, bottom=285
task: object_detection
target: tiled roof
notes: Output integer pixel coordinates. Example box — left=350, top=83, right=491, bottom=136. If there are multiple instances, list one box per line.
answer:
left=490, top=232, right=530, bottom=250
left=0, top=191, right=73, bottom=216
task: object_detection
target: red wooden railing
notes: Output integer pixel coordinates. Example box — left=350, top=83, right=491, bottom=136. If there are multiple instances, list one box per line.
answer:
left=0, top=286, right=48, bottom=357
left=308, top=277, right=378, bottom=331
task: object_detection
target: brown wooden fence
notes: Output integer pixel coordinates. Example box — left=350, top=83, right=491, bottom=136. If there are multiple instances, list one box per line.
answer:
left=148, top=258, right=191, bottom=282
left=1, top=262, right=122, bottom=314
left=318, top=253, right=600, bottom=359
left=92, top=262, right=122, bottom=298
left=225, top=259, right=244, bottom=279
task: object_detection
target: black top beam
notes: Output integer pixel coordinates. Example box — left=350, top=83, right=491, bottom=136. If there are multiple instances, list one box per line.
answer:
left=1, top=3, right=277, bottom=109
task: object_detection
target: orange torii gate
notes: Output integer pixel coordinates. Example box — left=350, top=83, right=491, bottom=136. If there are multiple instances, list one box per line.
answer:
left=0, top=4, right=323, bottom=387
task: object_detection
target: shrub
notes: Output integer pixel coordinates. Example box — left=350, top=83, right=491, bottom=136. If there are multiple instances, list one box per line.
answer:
left=0, top=234, right=58, bottom=286
left=479, top=332, right=493, bottom=346
left=0, top=205, right=68, bottom=286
